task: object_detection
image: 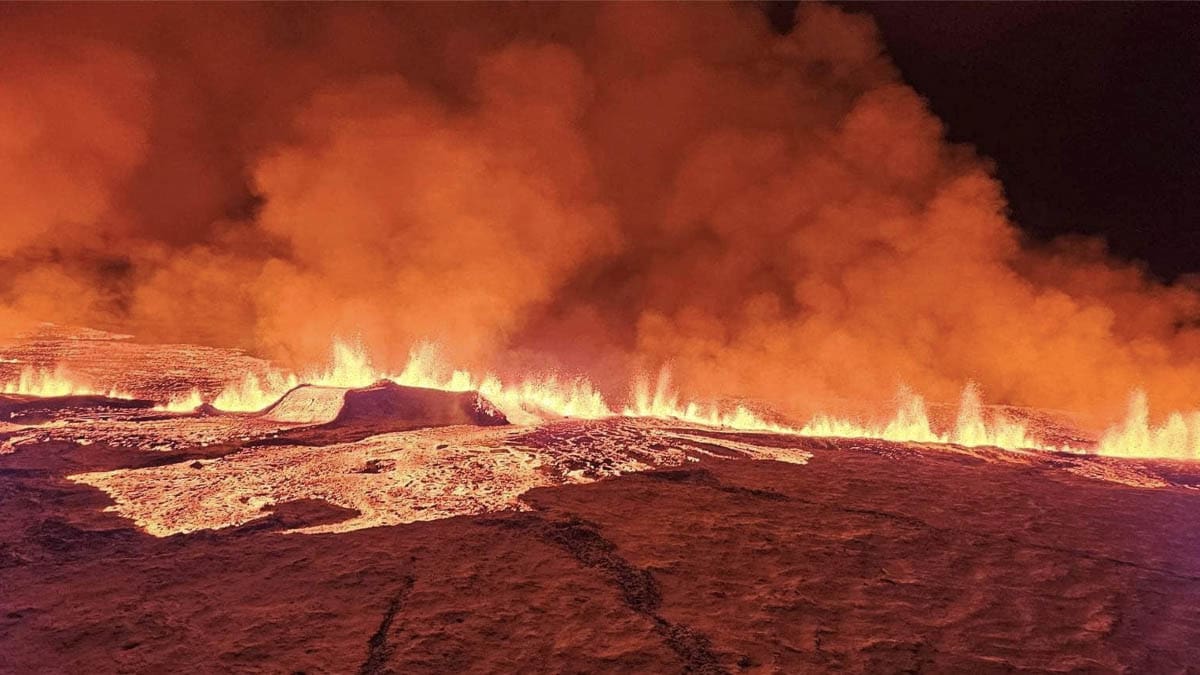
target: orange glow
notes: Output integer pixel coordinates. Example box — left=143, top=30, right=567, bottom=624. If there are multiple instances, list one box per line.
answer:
left=623, top=368, right=796, bottom=433
left=7, top=337, right=1200, bottom=459
left=1, top=365, right=131, bottom=400
left=394, top=343, right=611, bottom=424
left=209, top=340, right=612, bottom=424
left=209, top=340, right=779, bottom=429
left=1097, top=391, right=1200, bottom=460
left=211, top=371, right=299, bottom=412
left=204, top=338, right=1200, bottom=458
left=801, top=385, right=1050, bottom=451
left=154, top=389, right=204, bottom=413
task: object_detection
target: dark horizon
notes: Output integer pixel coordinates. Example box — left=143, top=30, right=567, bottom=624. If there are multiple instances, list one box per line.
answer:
left=820, top=2, right=1200, bottom=282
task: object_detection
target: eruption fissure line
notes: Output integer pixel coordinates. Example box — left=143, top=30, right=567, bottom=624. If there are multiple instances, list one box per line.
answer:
left=1, top=365, right=132, bottom=400
left=169, top=341, right=1200, bottom=459
left=3, top=340, right=1196, bottom=459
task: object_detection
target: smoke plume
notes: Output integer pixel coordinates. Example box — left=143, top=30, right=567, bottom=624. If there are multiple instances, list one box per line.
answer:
left=2, top=2, right=1198, bottom=425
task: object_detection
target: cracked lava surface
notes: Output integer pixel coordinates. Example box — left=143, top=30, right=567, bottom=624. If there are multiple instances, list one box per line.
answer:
left=2, top=335, right=1200, bottom=672
left=4, top=418, right=1200, bottom=672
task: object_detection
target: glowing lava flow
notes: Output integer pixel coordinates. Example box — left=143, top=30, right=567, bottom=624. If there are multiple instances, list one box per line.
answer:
left=158, top=339, right=1200, bottom=460
left=155, top=389, right=204, bottom=413
left=1, top=366, right=131, bottom=399
left=1097, top=391, right=1200, bottom=460
left=799, top=386, right=1200, bottom=460
left=622, top=369, right=797, bottom=433
left=199, top=341, right=901, bottom=441
left=212, top=371, right=300, bottom=412
left=802, top=385, right=1049, bottom=451
left=207, top=340, right=765, bottom=427
left=205, top=341, right=614, bottom=424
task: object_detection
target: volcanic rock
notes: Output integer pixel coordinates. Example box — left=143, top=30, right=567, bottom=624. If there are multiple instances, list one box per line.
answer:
left=261, top=380, right=507, bottom=430
left=0, top=394, right=154, bottom=424
left=5, top=421, right=1200, bottom=672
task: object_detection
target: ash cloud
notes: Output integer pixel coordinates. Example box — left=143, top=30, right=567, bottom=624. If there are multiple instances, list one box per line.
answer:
left=2, top=2, right=1198, bottom=424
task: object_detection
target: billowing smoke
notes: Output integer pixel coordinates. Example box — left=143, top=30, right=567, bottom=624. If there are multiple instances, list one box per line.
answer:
left=2, top=3, right=1199, bottom=425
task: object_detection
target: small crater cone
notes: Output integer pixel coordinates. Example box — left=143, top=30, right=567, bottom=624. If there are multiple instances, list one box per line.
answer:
left=260, top=380, right=508, bottom=429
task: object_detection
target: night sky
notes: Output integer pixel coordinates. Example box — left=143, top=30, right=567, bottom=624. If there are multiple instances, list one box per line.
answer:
left=793, top=2, right=1200, bottom=282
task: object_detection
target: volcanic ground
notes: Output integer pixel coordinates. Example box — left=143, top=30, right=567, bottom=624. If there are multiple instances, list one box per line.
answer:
left=2, top=329, right=1199, bottom=673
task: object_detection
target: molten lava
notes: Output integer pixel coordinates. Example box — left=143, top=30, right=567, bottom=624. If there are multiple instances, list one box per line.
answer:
left=155, top=389, right=203, bottom=413
left=801, top=385, right=1049, bottom=452
left=3, top=335, right=1197, bottom=460
left=201, top=340, right=791, bottom=431
left=1, top=365, right=130, bottom=400
left=1097, top=391, right=1200, bottom=460
left=179, top=339, right=1193, bottom=459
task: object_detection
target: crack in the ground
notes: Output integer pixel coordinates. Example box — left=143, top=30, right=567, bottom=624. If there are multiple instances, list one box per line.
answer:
left=640, top=468, right=789, bottom=501
left=490, top=514, right=729, bottom=674
left=358, top=575, right=415, bottom=675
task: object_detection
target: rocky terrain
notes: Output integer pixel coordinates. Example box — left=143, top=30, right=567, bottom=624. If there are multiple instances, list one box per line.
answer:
left=2, top=408, right=1199, bottom=673
left=1, top=329, right=1199, bottom=673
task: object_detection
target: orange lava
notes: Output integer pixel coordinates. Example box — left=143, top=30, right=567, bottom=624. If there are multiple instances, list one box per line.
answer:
left=5, top=336, right=1197, bottom=460
left=192, top=339, right=1195, bottom=459
left=1, top=365, right=131, bottom=400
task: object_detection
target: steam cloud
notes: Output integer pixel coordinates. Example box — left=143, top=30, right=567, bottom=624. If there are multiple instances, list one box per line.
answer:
left=2, top=3, right=1198, bottom=425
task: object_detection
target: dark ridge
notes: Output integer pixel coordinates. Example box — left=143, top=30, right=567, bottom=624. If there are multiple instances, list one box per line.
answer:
left=0, top=394, right=155, bottom=424
left=0, top=439, right=243, bottom=475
